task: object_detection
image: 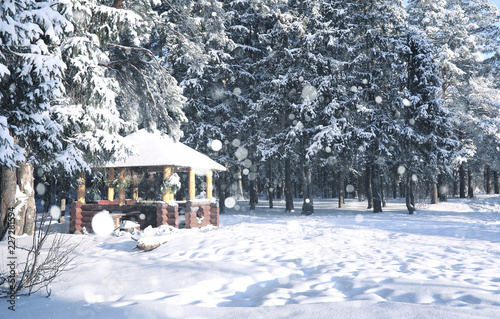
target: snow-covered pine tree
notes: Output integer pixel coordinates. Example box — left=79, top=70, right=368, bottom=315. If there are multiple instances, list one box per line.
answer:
left=152, top=0, right=241, bottom=205
left=242, top=3, right=319, bottom=213
left=306, top=0, right=372, bottom=209
left=397, top=27, right=459, bottom=214
left=327, top=0, right=407, bottom=213
left=407, top=0, right=500, bottom=199
left=0, top=0, right=74, bottom=238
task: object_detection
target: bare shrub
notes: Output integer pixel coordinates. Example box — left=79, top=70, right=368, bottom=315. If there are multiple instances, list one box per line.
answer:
left=1, top=213, right=81, bottom=297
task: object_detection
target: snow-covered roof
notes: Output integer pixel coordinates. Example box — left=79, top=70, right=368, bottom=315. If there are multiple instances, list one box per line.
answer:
left=104, top=129, right=226, bottom=172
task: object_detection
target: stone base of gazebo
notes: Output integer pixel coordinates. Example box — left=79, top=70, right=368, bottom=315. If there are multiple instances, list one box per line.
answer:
left=70, top=199, right=219, bottom=234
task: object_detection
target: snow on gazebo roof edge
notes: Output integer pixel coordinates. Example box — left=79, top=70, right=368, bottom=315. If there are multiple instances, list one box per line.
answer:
left=102, top=129, right=226, bottom=172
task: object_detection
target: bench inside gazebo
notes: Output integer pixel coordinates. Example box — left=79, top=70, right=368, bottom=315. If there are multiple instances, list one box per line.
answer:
left=70, top=130, right=226, bottom=234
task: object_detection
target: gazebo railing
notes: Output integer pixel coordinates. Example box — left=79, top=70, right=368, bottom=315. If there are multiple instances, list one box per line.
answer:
left=70, top=199, right=219, bottom=234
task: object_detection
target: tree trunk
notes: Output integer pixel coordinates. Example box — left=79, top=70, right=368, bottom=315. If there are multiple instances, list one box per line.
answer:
left=406, top=174, right=416, bottom=214
left=338, top=170, right=344, bottom=208
left=358, top=173, right=365, bottom=201
left=485, top=165, right=492, bottom=194
left=371, top=164, right=382, bottom=213
left=249, top=179, right=257, bottom=210
left=301, top=161, right=314, bottom=215
left=285, top=157, right=294, bottom=212
left=268, top=162, right=273, bottom=208
left=459, top=164, right=466, bottom=198
left=218, top=170, right=226, bottom=214
left=236, top=166, right=244, bottom=200
left=392, top=175, right=398, bottom=199
left=0, top=166, right=17, bottom=240
left=381, top=174, right=386, bottom=207
left=493, top=170, right=499, bottom=194
left=366, top=165, right=373, bottom=209
left=430, top=182, right=438, bottom=204
left=467, top=167, right=474, bottom=198
left=18, top=162, right=35, bottom=236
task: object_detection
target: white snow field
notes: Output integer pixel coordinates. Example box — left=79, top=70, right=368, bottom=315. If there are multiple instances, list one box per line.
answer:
left=2, top=195, right=500, bottom=318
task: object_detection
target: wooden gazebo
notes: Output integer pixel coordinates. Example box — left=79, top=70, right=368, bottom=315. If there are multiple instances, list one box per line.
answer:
left=70, top=130, right=226, bottom=233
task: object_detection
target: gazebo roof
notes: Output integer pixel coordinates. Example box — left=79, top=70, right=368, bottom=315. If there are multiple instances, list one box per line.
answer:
left=104, top=129, right=226, bottom=172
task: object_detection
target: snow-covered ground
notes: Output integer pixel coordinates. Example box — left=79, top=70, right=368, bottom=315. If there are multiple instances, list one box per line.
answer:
left=2, top=195, right=500, bottom=318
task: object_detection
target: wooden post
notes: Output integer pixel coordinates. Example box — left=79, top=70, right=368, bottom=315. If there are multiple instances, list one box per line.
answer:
left=162, top=166, right=173, bottom=202
left=189, top=169, right=196, bottom=200
left=77, top=172, right=86, bottom=203
left=118, top=168, right=126, bottom=206
left=107, top=167, right=115, bottom=201
left=206, top=170, right=213, bottom=199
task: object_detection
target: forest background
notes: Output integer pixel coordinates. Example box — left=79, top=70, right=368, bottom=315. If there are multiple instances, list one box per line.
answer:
left=1, top=0, right=500, bottom=239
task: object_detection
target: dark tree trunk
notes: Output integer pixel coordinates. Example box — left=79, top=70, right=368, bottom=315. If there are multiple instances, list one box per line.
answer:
left=400, top=180, right=405, bottom=198
left=430, top=182, right=438, bottom=204
left=338, top=171, right=344, bottom=208
left=366, top=165, right=373, bottom=209
left=285, top=157, right=294, bottom=212
left=459, top=164, right=466, bottom=198
left=268, top=163, right=273, bottom=208
left=493, top=170, right=499, bottom=194
left=467, top=167, right=474, bottom=198
left=371, top=164, right=382, bottom=213
left=249, top=179, right=257, bottom=210
left=381, top=174, right=386, bottom=207
left=301, top=161, right=314, bottom=215
left=218, top=170, right=226, bottom=214
left=406, top=174, right=416, bottom=214
left=485, top=165, right=492, bottom=194
left=453, top=170, right=458, bottom=197
left=358, top=173, right=364, bottom=201
left=236, top=166, right=243, bottom=199
left=1, top=166, right=17, bottom=240
left=392, top=175, right=398, bottom=199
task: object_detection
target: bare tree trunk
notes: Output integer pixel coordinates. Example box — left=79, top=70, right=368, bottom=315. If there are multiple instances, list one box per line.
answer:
left=371, top=164, right=382, bottom=213
left=18, top=162, right=35, bottom=236
left=459, top=164, right=466, bottom=198
left=392, top=174, right=398, bottom=199
left=218, top=169, right=226, bottom=214
left=358, top=173, right=365, bottom=201
left=236, top=166, right=244, bottom=200
left=338, top=170, right=344, bottom=208
left=494, top=170, right=499, bottom=194
left=267, top=163, right=274, bottom=208
left=285, top=157, right=294, bottom=212
left=1, top=166, right=17, bottom=240
left=485, top=165, right=492, bottom=194
left=406, top=174, right=416, bottom=214
left=467, top=167, right=474, bottom=198
left=366, top=165, right=373, bottom=209
left=249, top=179, right=257, bottom=210
left=301, top=161, right=314, bottom=215
left=430, top=182, right=438, bottom=204
left=381, top=174, right=386, bottom=207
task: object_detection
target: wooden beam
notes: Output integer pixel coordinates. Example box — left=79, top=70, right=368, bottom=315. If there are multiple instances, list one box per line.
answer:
left=206, top=170, right=213, bottom=199
left=107, top=167, right=114, bottom=201
left=77, top=172, right=86, bottom=203
left=189, top=169, right=196, bottom=200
